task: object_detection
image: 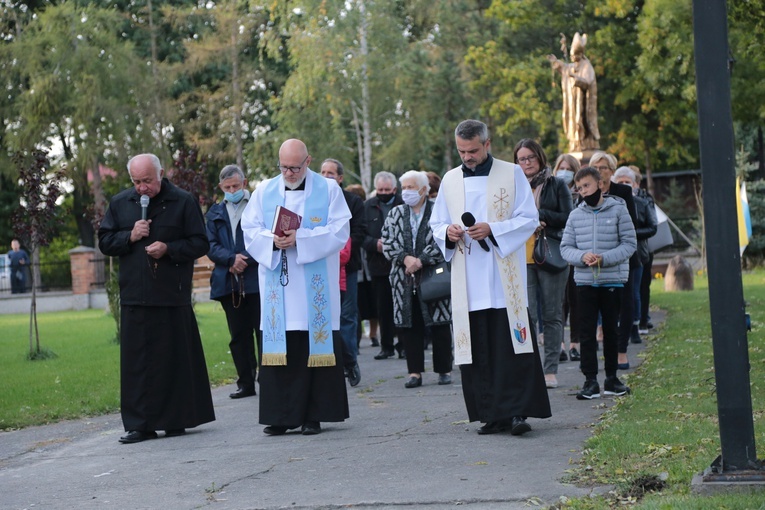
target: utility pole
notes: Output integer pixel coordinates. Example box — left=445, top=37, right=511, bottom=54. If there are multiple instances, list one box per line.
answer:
left=691, top=0, right=763, bottom=486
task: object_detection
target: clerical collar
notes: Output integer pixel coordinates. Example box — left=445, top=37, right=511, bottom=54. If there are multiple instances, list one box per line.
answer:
left=462, top=154, right=494, bottom=177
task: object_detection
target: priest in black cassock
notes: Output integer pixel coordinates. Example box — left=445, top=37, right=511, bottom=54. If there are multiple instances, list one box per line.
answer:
left=99, top=153, right=215, bottom=444
left=430, top=120, right=551, bottom=436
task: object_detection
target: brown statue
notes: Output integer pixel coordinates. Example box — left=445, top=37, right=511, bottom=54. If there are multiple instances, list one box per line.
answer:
left=547, top=33, right=600, bottom=153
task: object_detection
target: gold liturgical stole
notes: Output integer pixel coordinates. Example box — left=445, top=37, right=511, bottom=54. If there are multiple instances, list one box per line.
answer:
left=442, top=160, right=534, bottom=365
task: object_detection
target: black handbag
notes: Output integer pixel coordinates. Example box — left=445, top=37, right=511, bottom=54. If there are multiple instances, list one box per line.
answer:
left=532, top=230, right=568, bottom=273
left=417, top=261, right=451, bottom=302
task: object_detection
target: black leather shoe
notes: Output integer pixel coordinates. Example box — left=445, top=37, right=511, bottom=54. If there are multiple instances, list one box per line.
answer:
left=404, top=376, right=422, bottom=388
left=370, top=337, right=380, bottom=347
left=374, top=349, right=395, bottom=360
left=510, top=416, right=532, bottom=436
left=477, top=422, right=509, bottom=435
left=438, top=373, right=452, bottom=385
left=263, top=425, right=288, bottom=435
left=301, top=421, right=321, bottom=435
left=229, top=387, right=256, bottom=399
left=165, top=429, right=186, bottom=437
left=347, top=362, right=361, bottom=387
left=119, top=430, right=158, bottom=444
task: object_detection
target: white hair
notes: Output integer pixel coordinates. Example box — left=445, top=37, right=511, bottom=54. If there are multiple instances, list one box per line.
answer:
left=374, top=171, right=397, bottom=188
left=613, top=166, right=636, bottom=183
left=399, top=170, right=430, bottom=193
left=127, top=153, right=162, bottom=179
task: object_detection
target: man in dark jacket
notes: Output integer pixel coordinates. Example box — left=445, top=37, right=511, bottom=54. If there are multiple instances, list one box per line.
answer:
left=321, top=159, right=366, bottom=386
left=362, top=172, right=404, bottom=360
left=99, top=153, right=215, bottom=444
left=206, top=165, right=261, bottom=399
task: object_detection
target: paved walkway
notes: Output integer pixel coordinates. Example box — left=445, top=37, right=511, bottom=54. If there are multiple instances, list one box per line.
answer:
left=0, top=313, right=661, bottom=509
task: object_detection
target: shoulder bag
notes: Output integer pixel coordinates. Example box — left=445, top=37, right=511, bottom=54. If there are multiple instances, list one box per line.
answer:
left=532, top=229, right=568, bottom=273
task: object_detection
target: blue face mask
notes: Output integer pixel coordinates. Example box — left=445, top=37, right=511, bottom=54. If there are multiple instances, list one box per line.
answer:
left=556, top=170, right=574, bottom=185
left=225, top=189, right=244, bottom=204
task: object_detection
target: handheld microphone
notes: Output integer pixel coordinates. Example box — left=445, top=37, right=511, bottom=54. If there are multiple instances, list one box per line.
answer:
left=140, top=195, right=150, bottom=221
left=461, top=212, right=490, bottom=252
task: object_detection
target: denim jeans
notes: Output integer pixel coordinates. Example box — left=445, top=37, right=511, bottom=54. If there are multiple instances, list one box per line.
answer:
left=340, top=271, right=360, bottom=368
left=526, top=265, right=569, bottom=375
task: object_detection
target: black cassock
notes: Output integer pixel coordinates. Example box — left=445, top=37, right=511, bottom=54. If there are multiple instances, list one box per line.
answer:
left=99, top=179, right=215, bottom=433
left=460, top=309, right=552, bottom=423
left=258, top=331, right=349, bottom=427
left=121, top=306, right=215, bottom=431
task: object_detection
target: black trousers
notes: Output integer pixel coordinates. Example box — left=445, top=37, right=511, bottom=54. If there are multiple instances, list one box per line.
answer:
left=577, top=286, right=621, bottom=379
left=372, top=275, right=397, bottom=352
left=617, top=269, right=636, bottom=353
left=563, top=266, right=580, bottom=344
left=640, top=253, right=654, bottom=324
left=220, top=294, right=262, bottom=391
left=398, top=298, right=452, bottom=375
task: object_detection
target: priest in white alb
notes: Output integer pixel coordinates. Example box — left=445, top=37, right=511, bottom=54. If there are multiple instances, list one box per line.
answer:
left=241, top=138, right=351, bottom=436
left=429, top=120, right=551, bottom=436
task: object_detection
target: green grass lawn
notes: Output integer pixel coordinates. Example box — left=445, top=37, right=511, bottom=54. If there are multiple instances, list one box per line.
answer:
left=560, top=269, right=765, bottom=509
left=0, top=301, right=236, bottom=430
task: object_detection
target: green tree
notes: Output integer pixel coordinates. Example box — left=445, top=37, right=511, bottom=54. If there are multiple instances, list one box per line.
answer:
left=170, top=0, right=278, bottom=172
left=5, top=2, right=155, bottom=246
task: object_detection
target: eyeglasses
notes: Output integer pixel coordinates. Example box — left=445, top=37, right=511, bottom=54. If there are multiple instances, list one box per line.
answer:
left=517, top=155, right=537, bottom=164
left=593, top=165, right=612, bottom=172
left=278, top=156, right=308, bottom=174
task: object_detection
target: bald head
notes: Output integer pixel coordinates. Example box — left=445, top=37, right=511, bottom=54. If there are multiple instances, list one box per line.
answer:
left=278, top=138, right=311, bottom=189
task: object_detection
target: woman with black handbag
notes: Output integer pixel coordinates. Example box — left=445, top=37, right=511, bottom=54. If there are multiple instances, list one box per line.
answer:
left=382, top=170, right=453, bottom=388
left=514, top=140, right=573, bottom=389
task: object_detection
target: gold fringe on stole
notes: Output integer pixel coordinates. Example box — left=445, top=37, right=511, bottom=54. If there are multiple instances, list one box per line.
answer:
left=307, top=354, right=336, bottom=367
left=261, top=353, right=287, bottom=366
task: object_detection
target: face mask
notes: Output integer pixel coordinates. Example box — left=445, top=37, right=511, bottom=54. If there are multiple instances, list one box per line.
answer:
left=557, top=170, right=574, bottom=185
left=225, top=189, right=244, bottom=204
left=583, top=188, right=602, bottom=207
left=401, top=190, right=422, bottom=207
left=377, top=193, right=394, bottom=203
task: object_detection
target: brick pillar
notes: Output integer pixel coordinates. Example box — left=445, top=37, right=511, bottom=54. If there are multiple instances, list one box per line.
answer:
left=69, top=246, right=96, bottom=296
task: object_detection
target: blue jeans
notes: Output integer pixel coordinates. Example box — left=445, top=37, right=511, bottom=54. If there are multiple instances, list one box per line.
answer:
left=340, top=271, right=359, bottom=368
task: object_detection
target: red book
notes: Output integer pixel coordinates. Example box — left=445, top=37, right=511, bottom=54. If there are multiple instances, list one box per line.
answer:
left=271, top=205, right=302, bottom=237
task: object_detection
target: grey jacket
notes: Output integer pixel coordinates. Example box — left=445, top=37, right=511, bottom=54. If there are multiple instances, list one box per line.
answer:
left=560, top=196, right=637, bottom=286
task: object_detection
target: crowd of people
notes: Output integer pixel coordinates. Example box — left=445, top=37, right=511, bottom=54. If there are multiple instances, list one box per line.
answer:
left=98, top=119, right=658, bottom=444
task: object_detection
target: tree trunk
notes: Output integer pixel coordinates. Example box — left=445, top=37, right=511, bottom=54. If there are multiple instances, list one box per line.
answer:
left=91, top=156, right=107, bottom=226
left=146, top=0, right=167, bottom=159
left=358, top=0, right=372, bottom=192
left=230, top=17, right=244, bottom=170
left=351, top=102, right=366, bottom=190
left=757, top=126, right=765, bottom=180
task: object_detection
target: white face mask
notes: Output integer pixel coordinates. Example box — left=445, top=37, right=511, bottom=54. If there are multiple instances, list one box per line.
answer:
left=557, top=170, right=574, bottom=185
left=402, top=189, right=423, bottom=207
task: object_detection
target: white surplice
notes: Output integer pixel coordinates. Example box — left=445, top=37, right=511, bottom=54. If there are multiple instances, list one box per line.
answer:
left=430, top=162, right=538, bottom=311
left=241, top=170, right=351, bottom=331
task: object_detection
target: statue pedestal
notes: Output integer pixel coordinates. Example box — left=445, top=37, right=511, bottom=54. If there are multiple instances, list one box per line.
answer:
left=570, top=149, right=599, bottom=165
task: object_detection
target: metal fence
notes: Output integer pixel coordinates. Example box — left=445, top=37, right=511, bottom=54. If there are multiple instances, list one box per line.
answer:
left=0, top=259, right=72, bottom=295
